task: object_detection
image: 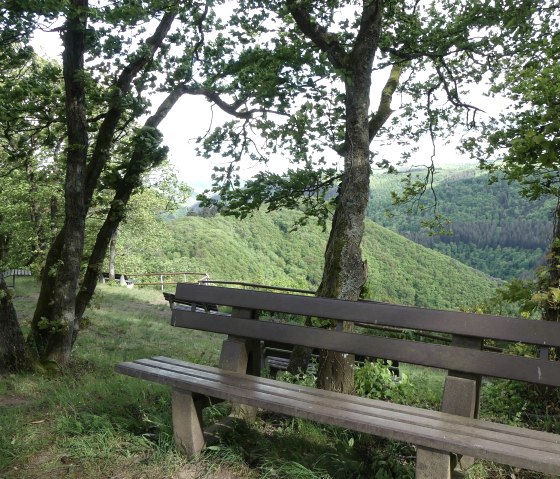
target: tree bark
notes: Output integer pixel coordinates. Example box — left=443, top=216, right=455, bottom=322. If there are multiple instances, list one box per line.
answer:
left=287, top=0, right=384, bottom=393
left=29, top=5, right=177, bottom=363
left=0, top=276, right=30, bottom=372
left=29, top=0, right=89, bottom=364
left=0, top=213, right=8, bottom=263
left=543, top=202, right=560, bottom=323
left=73, top=85, right=186, bottom=331
left=287, top=316, right=314, bottom=374
left=108, top=229, right=117, bottom=281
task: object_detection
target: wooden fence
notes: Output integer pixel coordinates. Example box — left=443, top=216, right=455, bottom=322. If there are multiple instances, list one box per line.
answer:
left=0, top=268, right=32, bottom=288
left=101, top=271, right=209, bottom=291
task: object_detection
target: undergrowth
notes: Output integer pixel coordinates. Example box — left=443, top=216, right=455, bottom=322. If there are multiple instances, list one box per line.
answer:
left=1, top=279, right=558, bottom=478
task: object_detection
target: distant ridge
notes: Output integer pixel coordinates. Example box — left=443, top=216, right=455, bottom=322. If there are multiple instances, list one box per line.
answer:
left=134, top=209, right=499, bottom=311
left=368, top=166, right=552, bottom=280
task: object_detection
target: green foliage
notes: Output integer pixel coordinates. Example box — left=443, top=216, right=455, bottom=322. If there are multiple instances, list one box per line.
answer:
left=482, top=377, right=560, bottom=434
left=36, top=315, right=67, bottom=333
left=117, top=207, right=497, bottom=309
left=199, top=167, right=340, bottom=231
left=368, top=167, right=553, bottom=280
left=351, top=435, right=414, bottom=479
left=354, top=360, right=412, bottom=403
left=0, top=54, right=65, bottom=272
left=277, top=369, right=317, bottom=388
left=195, top=0, right=523, bottom=232
left=463, top=4, right=560, bottom=203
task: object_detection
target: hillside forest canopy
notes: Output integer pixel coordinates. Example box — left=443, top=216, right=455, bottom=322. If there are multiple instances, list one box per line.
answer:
left=0, top=1, right=559, bottom=393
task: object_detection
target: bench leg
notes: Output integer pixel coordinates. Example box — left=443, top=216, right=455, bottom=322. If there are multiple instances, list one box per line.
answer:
left=415, top=447, right=452, bottom=479
left=220, top=337, right=258, bottom=421
left=441, top=375, right=480, bottom=474
left=172, top=388, right=205, bottom=456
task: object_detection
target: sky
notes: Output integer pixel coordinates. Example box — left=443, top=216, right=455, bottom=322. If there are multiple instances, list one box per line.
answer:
left=31, top=11, right=507, bottom=196
left=143, top=73, right=499, bottom=195
left=33, top=27, right=302, bottom=194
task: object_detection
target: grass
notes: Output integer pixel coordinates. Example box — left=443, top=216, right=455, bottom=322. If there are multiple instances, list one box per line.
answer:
left=0, top=279, right=557, bottom=479
left=1, top=279, right=217, bottom=479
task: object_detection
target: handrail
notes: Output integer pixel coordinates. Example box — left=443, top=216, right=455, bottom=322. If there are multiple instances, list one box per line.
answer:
left=126, top=271, right=208, bottom=277
left=199, top=279, right=314, bottom=295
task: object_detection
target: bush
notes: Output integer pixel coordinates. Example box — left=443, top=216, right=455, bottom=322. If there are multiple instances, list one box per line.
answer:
left=482, top=379, right=560, bottom=432
left=354, top=360, right=412, bottom=403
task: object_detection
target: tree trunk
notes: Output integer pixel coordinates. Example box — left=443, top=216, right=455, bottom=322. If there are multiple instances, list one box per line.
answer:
left=73, top=85, right=187, bottom=332
left=0, top=213, right=8, bottom=264
left=0, top=276, right=30, bottom=372
left=315, top=139, right=371, bottom=392
left=543, top=202, right=560, bottom=323
left=286, top=0, right=385, bottom=393
left=29, top=5, right=177, bottom=363
left=108, top=229, right=117, bottom=281
left=29, top=0, right=88, bottom=364
left=287, top=316, right=314, bottom=374
left=315, top=12, right=382, bottom=394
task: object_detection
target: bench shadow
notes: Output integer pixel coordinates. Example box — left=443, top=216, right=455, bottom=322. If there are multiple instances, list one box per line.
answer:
left=199, top=411, right=415, bottom=479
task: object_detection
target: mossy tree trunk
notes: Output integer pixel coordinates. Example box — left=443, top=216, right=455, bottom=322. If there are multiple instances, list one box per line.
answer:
left=108, top=230, right=117, bottom=281
left=29, top=3, right=178, bottom=364
left=543, top=203, right=560, bottom=324
left=286, top=1, right=388, bottom=393
left=29, top=0, right=89, bottom=364
left=0, top=277, right=30, bottom=372
left=73, top=85, right=189, bottom=340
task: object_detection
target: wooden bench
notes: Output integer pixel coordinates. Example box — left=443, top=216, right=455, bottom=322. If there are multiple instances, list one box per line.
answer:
left=162, top=291, right=218, bottom=312
left=116, top=284, right=560, bottom=478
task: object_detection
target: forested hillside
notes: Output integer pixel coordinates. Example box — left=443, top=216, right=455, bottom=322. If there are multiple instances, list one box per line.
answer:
left=117, top=209, right=497, bottom=310
left=368, top=167, right=555, bottom=280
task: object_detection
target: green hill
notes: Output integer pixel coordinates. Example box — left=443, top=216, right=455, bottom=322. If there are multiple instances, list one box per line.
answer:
left=368, top=166, right=554, bottom=280
left=117, top=208, right=497, bottom=310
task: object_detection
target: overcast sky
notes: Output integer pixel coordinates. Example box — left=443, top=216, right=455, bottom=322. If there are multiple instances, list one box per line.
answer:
left=32, top=15, right=506, bottom=196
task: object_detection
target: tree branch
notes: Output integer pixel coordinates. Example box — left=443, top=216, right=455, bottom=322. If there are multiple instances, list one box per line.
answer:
left=350, top=0, right=384, bottom=68
left=183, top=86, right=289, bottom=119
left=369, top=63, right=403, bottom=140
left=115, top=10, right=176, bottom=90
left=285, top=0, right=348, bottom=70
left=84, top=8, right=178, bottom=204
left=435, top=61, right=484, bottom=114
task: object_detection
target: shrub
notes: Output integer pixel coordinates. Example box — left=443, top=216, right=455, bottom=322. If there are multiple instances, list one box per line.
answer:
left=354, top=360, right=412, bottom=403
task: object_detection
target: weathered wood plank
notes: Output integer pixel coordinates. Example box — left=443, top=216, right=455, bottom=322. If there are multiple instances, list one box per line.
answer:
left=142, top=357, right=560, bottom=451
left=171, top=310, right=560, bottom=386
left=115, top=358, right=560, bottom=476
left=175, top=284, right=560, bottom=347
left=171, top=389, right=205, bottom=456
left=149, top=357, right=560, bottom=445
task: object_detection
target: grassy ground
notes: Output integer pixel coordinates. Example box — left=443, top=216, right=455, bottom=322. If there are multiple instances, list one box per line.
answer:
left=0, top=279, right=556, bottom=479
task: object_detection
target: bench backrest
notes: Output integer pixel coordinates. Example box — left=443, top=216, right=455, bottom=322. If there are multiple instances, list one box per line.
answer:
left=171, top=284, right=560, bottom=387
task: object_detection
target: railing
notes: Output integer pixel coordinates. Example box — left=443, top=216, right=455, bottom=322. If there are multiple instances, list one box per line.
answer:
left=127, top=272, right=209, bottom=291
left=0, top=268, right=32, bottom=288
left=199, top=279, right=314, bottom=295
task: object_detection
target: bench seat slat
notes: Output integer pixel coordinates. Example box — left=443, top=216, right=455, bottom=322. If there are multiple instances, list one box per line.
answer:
left=175, top=284, right=560, bottom=347
left=151, top=356, right=559, bottom=445
left=142, top=357, right=560, bottom=452
left=116, top=357, right=560, bottom=476
left=172, top=310, right=560, bottom=387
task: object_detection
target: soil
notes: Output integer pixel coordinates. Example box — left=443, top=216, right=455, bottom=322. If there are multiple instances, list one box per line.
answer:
left=0, top=394, right=31, bottom=407
left=173, top=464, right=250, bottom=479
